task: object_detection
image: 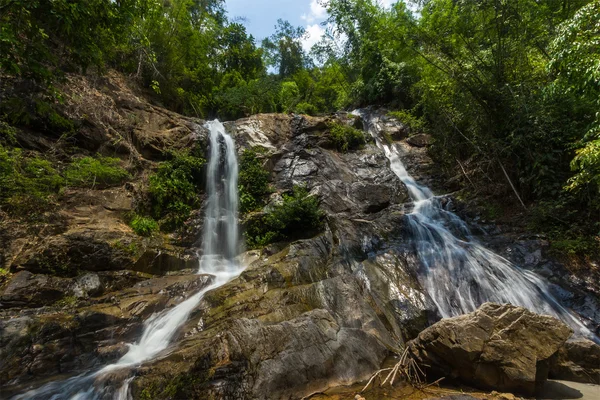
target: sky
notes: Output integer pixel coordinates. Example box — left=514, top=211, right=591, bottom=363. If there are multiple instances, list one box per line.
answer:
left=225, top=0, right=396, bottom=53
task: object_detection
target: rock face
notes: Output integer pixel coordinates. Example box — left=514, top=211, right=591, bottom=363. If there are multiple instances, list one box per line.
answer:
left=550, top=339, right=600, bottom=384
left=1, top=72, right=597, bottom=400
left=128, top=114, right=438, bottom=399
left=408, top=302, right=573, bottom=396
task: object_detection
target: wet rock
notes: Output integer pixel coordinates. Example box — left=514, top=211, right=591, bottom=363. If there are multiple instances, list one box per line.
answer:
left=0, top=273, right=213, bottom=388
left=406, top=133, right=434, bottom=147
left=72, top=273, right=103, bottom=298
left=0, top=271, right=70, bottom=308
left=549, top=339, right=600, bottom=384
left=133, top=248, right=199, bottom=275
left=408, top=302, right=573, bottom=396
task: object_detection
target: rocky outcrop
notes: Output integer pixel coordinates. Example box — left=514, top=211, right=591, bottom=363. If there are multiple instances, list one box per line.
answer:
left=406, top=133, right=434, bottom=148
left=126, top=114, right=439, bottom=399
left=550, top=339, right=600, bottom=384
left=1, top=72, right=598, bottom=400
left=0, top=273, right=212, bottom=395
left=408, top=302, right=573, bottom=396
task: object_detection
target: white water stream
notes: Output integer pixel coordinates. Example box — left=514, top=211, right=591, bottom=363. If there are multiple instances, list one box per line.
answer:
left=13, top=120, right=243, bottom=399
left=356, top=110, right=596, bottom=340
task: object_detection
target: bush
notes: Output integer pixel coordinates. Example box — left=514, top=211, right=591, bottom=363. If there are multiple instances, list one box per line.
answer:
left=0, top=144, right=64, bottom=214
left=65, top=156, right=129, bottom=188
left=239, top=147, right=271, bottom=213
left=245, top=186, right=324, bottom=248
left=147, top=150, right=205, bottom=231
left=295, top=102, right=318, bottom=116
left=328, top=122, right=366, bottom=152
left=0, top=121, right=17, bottom=144
left=388, top=110, right=425, bottom=133
left=130, top=215, right=159, bottom=237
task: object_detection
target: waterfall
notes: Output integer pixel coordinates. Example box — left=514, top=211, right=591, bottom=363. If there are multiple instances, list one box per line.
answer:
left=13, top=120, right=243, bottom=399
left=355, top=109, right=596, bottom=341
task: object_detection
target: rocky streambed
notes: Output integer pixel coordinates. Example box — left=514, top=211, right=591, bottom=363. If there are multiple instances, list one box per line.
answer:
left=0, top=73, right=598, bottom=399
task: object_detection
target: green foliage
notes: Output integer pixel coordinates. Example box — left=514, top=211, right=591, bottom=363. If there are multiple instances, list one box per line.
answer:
left=0, top=0, right=136, bottom=83
left=0, top=122, right=17, bottom=144
left=1, top=96, right=76, bottom=137
left=328, top=122, right=366, bottom=152
left=548, top=1, right=600, bottom=205
left=280, top=81, right=300, bottom=113
left=529, top=197, right=599, bottom=258
left=388, top=110, right=425, bottom=133
left=262, top=19, right=307, bottom=78
left=0, top=144, right=64, bottom=214
left=245, top=186, right=325, bottom=249
left=111, top=240, right=140, bottom=257
left=147, top=150, right=205, bottom=231
left=129, top=215, right=159, bottom=237
left=64, top=156, right=129, bottom=188
left=238, top=147, right=271, bottom=213
left=54, top=296, right=78, bottom=308
left=295, top=102, right=318, bottom=116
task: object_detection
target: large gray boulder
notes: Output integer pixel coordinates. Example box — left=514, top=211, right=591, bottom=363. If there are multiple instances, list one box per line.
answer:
left=408, top=302, right=573, bottom=396
left=549, top=339, right=600, bottom=384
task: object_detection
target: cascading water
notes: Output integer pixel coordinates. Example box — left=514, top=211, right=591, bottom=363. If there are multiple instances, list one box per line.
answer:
left=355, top=109, right=596, bottom=341
left=13, top=120, right=243, bottom=400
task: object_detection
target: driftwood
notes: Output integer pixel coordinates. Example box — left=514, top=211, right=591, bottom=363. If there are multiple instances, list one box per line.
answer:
left=361, top=347, right=444, bottom=394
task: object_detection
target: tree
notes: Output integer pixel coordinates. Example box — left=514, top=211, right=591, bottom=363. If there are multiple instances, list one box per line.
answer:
left=262, top=19, right=307, bottom=78
left=549, top=0, right=600, bottom=206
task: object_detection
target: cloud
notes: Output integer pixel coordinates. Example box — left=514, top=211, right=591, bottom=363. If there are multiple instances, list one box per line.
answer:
left=302, top=23, right=326, bottom=53
left=301, top=0, right=327, bottom=23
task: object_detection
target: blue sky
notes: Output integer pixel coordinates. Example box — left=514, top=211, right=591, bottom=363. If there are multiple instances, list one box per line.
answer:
left=224, top=0, right=331, bottom=52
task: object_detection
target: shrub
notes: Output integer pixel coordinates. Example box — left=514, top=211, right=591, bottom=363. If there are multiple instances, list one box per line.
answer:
left=388, top=110, right=426, bottom=133
left=328, top=122, right=366, bottom=152
left=130, top=214, right=159, bottom=237
left=0, top=145, right=64, bottom=214
left=245, top=186, right=325, bottom=248
left=0, top=121, right=17, bottom=144
left=65, top=156, right=129, bottom=188
left=239, top=147, right=271, bottom=213
left=295, top=102, right=318, bottom=116
left=147, top=150, right=205, bottom=231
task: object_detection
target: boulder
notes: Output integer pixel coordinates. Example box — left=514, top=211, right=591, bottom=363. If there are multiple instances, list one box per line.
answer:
left=406, top=133, right=434, bottom=147
left=408, top=302, right=573, bottom=396
left=549, top=339, right=600, bottom=384
left=0, top=271, right=70, bottom=308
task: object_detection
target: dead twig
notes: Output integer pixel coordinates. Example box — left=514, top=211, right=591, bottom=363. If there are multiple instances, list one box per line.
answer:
left=361, top=368, right=393, bottom=393
left=361, top=347, right=445, bottom=394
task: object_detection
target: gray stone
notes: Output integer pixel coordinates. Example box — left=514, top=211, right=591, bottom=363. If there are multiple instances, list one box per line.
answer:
left=550, top=339, right=600, bottom=384
left=408, top=302, right=573, bottom=396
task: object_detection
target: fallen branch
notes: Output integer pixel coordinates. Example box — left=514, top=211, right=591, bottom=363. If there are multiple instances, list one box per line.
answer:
left=361, top=347, right=445, bottom=394
left=361, top=368, right=393, bottom=393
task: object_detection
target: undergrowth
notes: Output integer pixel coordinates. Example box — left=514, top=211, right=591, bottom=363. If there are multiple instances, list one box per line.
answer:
left=239, top=146, right=271, bottom=213
left=65, top=156, right=129, bottom=188
left=245, top=186, right=325, bottom=249
left=328, top=122, right=366, bottom=152
left=388, top=110, right=426, bottom=133
left=131, top=149, right=205, bottom=234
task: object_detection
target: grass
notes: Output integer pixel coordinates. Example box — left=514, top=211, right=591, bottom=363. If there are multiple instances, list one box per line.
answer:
left=0, top=144, right=64, bottom=215
left=64, top=156, right=129, bottom=188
